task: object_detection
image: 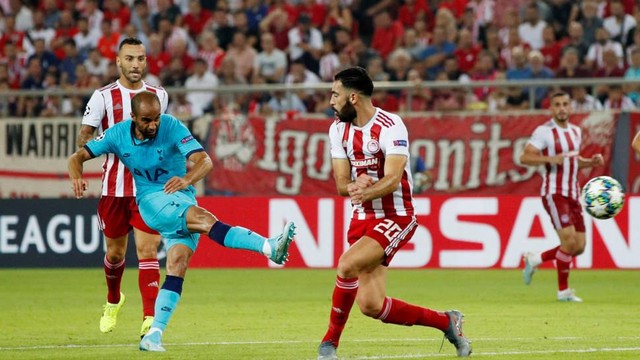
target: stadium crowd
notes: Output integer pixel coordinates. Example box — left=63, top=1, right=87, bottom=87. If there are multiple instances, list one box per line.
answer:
left=1, top=0, right=640, bottom=118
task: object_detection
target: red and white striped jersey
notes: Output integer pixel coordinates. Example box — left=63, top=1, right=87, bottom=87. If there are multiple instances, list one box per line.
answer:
left=527, top=119, right=582, bottom=200
left=82, top=80, right=169, bottom=197
left=330, top=108, right=415, bottom=219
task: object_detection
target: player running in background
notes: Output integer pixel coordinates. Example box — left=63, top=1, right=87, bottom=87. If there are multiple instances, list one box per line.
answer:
left=77, top=38, right=169, bottom=336
left=317, top=67, right=471, bottom=359
left=69, top=91, right=296, bottom=352
left=520, top=91, right=604, bottom=302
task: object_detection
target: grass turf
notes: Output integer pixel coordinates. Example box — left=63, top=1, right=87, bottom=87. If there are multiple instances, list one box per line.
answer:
left=0, top=269, right=638, bottom=359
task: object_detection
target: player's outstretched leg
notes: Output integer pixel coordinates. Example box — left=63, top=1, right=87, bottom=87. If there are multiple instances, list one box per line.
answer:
left=443, top=310, right=472, bottom=357
left=208, top=220, right=296, bottom=265
left=100, top=292, right=126, bottom=333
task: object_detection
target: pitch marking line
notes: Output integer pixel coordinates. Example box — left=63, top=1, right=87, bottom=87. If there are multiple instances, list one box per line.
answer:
left=1, top=337, right=640, bottom=352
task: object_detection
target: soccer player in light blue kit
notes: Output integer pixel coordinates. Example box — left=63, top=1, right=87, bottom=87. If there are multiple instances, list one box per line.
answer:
left=68, top=91, right=296, bottom=352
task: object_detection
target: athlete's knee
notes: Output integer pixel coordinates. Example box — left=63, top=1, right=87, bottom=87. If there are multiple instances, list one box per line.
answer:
left=166, top=252, right=190, bottom=275
left=336, top=256, right=359, bottom=279
left=105, top=237, right=127, bottom=262
left=357, top=298, right=382, bottom=318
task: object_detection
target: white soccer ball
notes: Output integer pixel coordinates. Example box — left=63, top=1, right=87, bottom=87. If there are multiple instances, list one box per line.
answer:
left=581, top=176, right=625, bottom=220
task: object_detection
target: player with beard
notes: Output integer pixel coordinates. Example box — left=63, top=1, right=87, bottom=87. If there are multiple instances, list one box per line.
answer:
left=520, top=92, right=604, bottom=302
left=316, top=67, right=472, bottom=359
left=78, top=38, right=169, bottom=337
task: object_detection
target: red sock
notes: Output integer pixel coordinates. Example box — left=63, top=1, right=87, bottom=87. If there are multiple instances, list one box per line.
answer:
left=321, top=276, right=358, bottom=347
left=376, top=297, right=450, bottom=331
left=541, top=246, right=560, bottom=262
left=555, top=249, right=572, bottom=291
left=104, top=256, right=125, bottom=304
left=138, top=259, right=160, bottom=318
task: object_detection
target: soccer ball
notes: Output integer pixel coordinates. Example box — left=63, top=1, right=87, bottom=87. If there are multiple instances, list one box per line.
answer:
left=581, top=176, right=625, bottom=220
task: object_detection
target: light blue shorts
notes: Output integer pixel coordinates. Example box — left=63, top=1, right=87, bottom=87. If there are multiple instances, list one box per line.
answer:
left=138, top=190, right=200, bottom=251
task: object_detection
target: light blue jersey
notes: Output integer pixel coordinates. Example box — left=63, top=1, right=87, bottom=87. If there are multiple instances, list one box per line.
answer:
left=85, top=114, right=205, bottom=249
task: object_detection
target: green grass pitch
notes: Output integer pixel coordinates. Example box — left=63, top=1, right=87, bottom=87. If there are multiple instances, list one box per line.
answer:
left=0, top=269, right=639, bottom=359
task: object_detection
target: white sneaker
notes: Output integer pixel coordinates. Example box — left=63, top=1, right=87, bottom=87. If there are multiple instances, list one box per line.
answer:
left=557, top=288, right=583, bottom=302
left=522, top=252, right=538, bottom=285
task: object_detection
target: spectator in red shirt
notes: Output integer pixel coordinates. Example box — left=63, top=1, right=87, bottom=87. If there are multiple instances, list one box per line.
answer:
left=470, top=51, right=497, bottom=102
left=0, top=16, right=26, bottom=55
left=438, top=0, right=469, bottom=19
left=146, top=33, right=171, bottom=76
left=259, top=6, right=290, bottom=51
left=371, top=10, right=404, bottom=60
left=183, top=0, right=213, bottom=40
left=96, top=20, right=120, bottom=60
left=167, top=37, right=195, bottom=74
left=197, top=30, right=226, bottom=73
left=298, top=0, right=327, bottom=29
left=51, top=10, right=79, bottom=59
left=103, top=0, right=131, bottom=33
left=398, top=0, right=430, bottom=28
left=539, top=25, right=564, bottom=71
left=322, top=0, right=352, bottom=35
left=454, top=28, right=482, bottom=74
left=0, top=42, right=27, bottom=89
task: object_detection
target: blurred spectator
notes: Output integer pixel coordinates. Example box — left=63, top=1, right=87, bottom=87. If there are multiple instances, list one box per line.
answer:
left=21, top=57, right=44, bottom=90
left=604, top=84, right=636, bottom=110
left=210, top=5, right=235, bottom=50
left=434, top=8, right=458, bottom=44
left=585, top=27, right=624, bottom=70
left=197, top=30, right=226, bottom=74
left=351, top=37, right=379, bottom=69
left=97, top=20, right=120, bottom=59
left=131, top=0, right=153, bottom=35
left=539, top=25, right=564, bottom=71
left=470, top=51, right=497, bottom=102
left=158, top=17, right=193, bottom=56
left=12, top=0, right=33, bottom=32
left=412, top=19, right=431, bottom=47
left=432, top=71, right=466, bottom=111
left=215, top=56, right=249, bottom=112
left=73, top=63, right=92, bottom=89
left=183, top=0, right=213, bottom=40
left=319, top=38, right=341, bottom=82
left=258, top=4, right=289, bottom=51
left=253, top=33, right=287, bottom=84
left=103, top=0, right=130, bottom=33
left=487, top=72, right=508, bottom=111
left=467, top=0, right=495, bottom=43
left=226, top=31, right=257, bottom=82
left=322, top=0, right=352, bottom=35
left=160, top=57, right=187, bottom=87
left=84, top=48, right=109, bottom=76
left=626, top=30, right=640, bottom=64
left=443, top=55, right=470, bottom=81
left=624, top=47, right=640, bottom=103
left=74, top=17, right=100, bottom=58
left=455, top=28, right=482, bottom=74
left=119, top=23, right=150, bottom=50
left=595, top=47, right=626, bottom=77
left=27, top=38, right=59, bottom=74
left=519, top=0, right=551, bottom=24
left=50, top=10, right=79, bottom=59
left=528, top=50, right=554, bottom=107
left=146, top=33, right=171, bottom=76
left=547, top=0, right=578, bottom=37
left=59, top=39, right=85, bottom=85
left=555, top=47, right=590, bottom=92
left=483, top=26, right=505, bottom=70
left=372, top=89, right=400, bottom=112
left=185, top=58, right=218, bottom=115
left=438, top=0, right=468, bottom=19
left=82, top=0, right=104, bottom=35
left=518, top=4, right=547, bottom=50
left=387, top=48, right=412, bottom=82
left=170, top=93, right=204, bottom=119
left=27, top=10, right=56, bottom=49
left=245, top=0, right=269, bottom=33
left=506, top=46, right=530, bottom=80
left=0, top=41, right=26, bottom=88
left=563, top=22, right=590, bottom=61
left=366, top=56, right=389, bottom=81
left=571, top=86, right=603, bottom=111
left=42, top=0, right=60, bottom=29
left=152, top=0, right=182, bottom=32
left=167, top=37, right=195, bottom=73
left=579, top=0, right=603, bottom=46
left=103, top=61, right=119, bottom=84
left=418, top=26, right=456, bottom=80
left=288, top=13, right=323, bottom=74
left=233, top=11, right=259, bottom=49
left=500, top=27, right=530, bottom=70
left=296, top=0, right=325, bottom=29
left=263, top=90, right=307, bottom=115
left=498, top=9, right=519, bottom=46
left=603, top=0, right=636, bottom=47
left=400, top=28, right=427, bottom=60
left=285, top=59, right=321, bottom=108
left=397, top=0, right=430, bottom=29
left=399, top=68, right=431, bottom=112
left=0, top=15, right=25, bottom=53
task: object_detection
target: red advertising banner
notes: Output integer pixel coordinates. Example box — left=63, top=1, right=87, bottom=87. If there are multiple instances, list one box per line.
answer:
left=205, top=112, right=616, bottom=196
left=189, top=195, right=639, bottom=269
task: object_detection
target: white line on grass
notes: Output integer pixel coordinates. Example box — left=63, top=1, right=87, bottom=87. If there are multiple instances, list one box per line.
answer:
left=349, top=347, right=640, bottom=359
left=1, top=337, right=640, bottom=351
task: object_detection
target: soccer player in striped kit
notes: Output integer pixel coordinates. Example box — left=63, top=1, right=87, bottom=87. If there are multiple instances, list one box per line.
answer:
left=317, top=67, right=471, bottom=359
left=77, top=38, right=169, bottom=336
left=520, top=91, right=604, bottom=302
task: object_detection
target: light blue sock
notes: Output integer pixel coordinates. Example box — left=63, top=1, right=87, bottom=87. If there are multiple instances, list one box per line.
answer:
left=223, top=226, right=266, bottom=254
left=152, top=289, right=181, bottom=332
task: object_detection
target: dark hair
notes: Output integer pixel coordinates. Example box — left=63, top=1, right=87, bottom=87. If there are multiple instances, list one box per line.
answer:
left=334, top=66, right=374, bottom=97
left=119, top=37, right=144, bottom=51
left=551, top=91, right=570, bottom=100
left=131, top=91, right=160, bottom=116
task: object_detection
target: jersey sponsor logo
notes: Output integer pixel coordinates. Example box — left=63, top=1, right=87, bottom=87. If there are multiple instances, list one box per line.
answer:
left=181, top=135, right=194, bottom=144
left=393, top=140, right=407, bottom=147
left=352, top=157, right=379, bottom=169
left=367, top=139, right=380, bottom=153
left=133, top=167, right=169, bottom=182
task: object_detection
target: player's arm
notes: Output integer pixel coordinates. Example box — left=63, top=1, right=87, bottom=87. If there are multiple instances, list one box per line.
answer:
left=578, top=154, right=604, bottom=168
left=332, top=158, right=352, bottom=196
left=68, top=147, right=94, bottom=198
left=76, top=125, right=97, bottom=147
left=350, top=155, right=406, bottom=204
left=164, top=150, right=213, bottom=194
left=519, top=144, right=564, bottom=165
